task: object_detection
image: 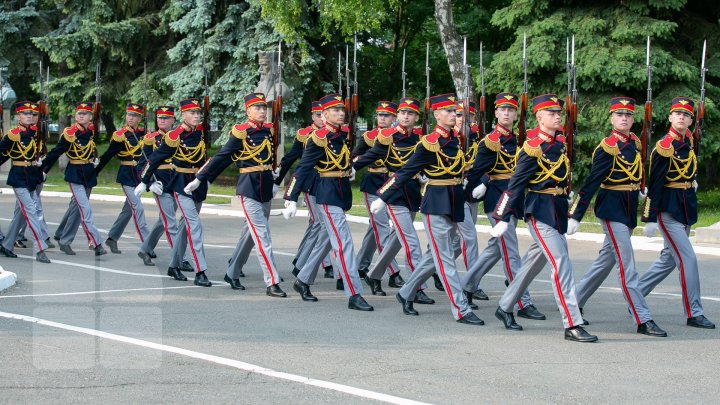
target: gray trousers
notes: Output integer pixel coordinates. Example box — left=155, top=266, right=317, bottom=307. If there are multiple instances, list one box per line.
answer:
left=462, top=215, right=533, bottom=309
left=61, top=183, right=103, bottom=248
left=225, top=196, right=282, bottom=286
left=499, top=217, right=584, bottom=329
left=1, top=188, right=48, bottom=254
left=170, top=193, right=206, bottom=273
left=456, top=201, right=480, bottom=270
left=399, top=214, right=472, bottom=320
left=295, top=194, right=333, bottom=274
left=141, top=192, right=181, bottom=254
left=299, top=203, right=362, bottom=298
left=356, top=192, right=400, bottom=274
left=638, top=212, right=705, bottom=318
left=575, top=220, right=653, bottom=324
left=368, top=205, right=425, bottom=289
left=106, top=185, right=149, bottom=243
left=17, top=183, right=49, bottom=241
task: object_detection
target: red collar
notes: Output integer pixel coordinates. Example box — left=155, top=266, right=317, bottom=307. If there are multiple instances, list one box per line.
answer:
left=246, top=119, right=263, bottom=129
left=669, top=127, right=685, bottom=141
left=324, top=123, right=340, bottom=132
left=611, top=130, right=629, bottom=143
left=181, top=122, right=196, bottom=132
left=495, top=124, right=511, bottom=137
left=75, top=122, right=87, bottom=132
left=537, top=128, right=554, bottom=143
left=434, top=125, right=451, bottom=138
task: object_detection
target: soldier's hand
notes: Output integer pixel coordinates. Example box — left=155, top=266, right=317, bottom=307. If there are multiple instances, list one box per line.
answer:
left=639, top=187, right=648, bottom=200
left=472, top=184, right=487, bottom=199
left=567, top=218, right=580, bottom=235
left=349, top=167, right=356, bottom=181
left=490, top=221, right=509, bottom=238
left=150, top=181, right=164, bottom=195
left=693, top=180, right=698, bottom=191
left=644, top=222, right=659, bottom=238
left=93, top=158, right=100, bottom=168
left=134, top=183, right=148, bottom=197
left=272, top=183, right=279, bottom=198
left=272, top=167, right=281, bottom=180
left=419, top=174, right=429, bottom=184
left=567, top=190, right=575, bottom=204
left=370, top=198, right=386, bottom=215
left=184, top=178, right=201, bottom=194
left=33, top=157, right=44, bottom=167
left=282, top=200, right=297, bottom=220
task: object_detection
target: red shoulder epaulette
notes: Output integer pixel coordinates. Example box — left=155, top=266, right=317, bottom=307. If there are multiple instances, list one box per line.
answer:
left=604, top=134, right=619, bottom=147
left=525, top=136, right=543, bottom=148
left=263, top=122, right=273, bottom=129
left=471, top=123, right=479, bottom=133
left=486, top=129, right=501, bottom=143
left=298, top=126, right=314, bottom=136
left=412, top=127, right=424, bottom=136
left=424, top=131, right=440, bottom=143
left=365, top=127, right=380, bottom=141
left=525, top=127, right=539, bottom=140
left=658, top=134, right=674, bottom=149
left=379, top=127, right=399, bottom=137
left=144, top=131, right=160, bottom=140
left=556, top=135, right=567, bottom=143
left=314, top=127, right=330, bottom=139
left=66, top=125, right=79, bottom=136
left=9, top=127, right=21, bottom=136
left=29, top=125, right=38, bottom=131
left=167, top=126, right=184, bottom=141
left=234, top=122, right=252, bottom=132
left=196, top=123, right=204, bottom=132
left=87, top=123, right=95, bottom=132
left=340, top=125, right=350, bottom=133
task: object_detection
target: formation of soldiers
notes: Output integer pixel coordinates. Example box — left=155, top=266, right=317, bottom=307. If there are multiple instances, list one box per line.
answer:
left=0, top=85, right=715, bottom=343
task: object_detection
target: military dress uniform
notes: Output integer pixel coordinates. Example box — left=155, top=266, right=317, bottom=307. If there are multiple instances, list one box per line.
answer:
left=353, top=97, right=428, bottom=298
left=41, top=102, right=107, bottom=256
left=462, top=93, right=542, bottom=317
left=0, top=101, right=50, bottom=262
left=569, top=97, right=666, bottom=336
left=638, top=97, right=714, bottom=329
left=379, top=93, right=482, bottom=324
left=195, top=92, right=286, bottom=297
left=492, top=94, right=595, bottom=341
left=284, top=93, right=373, bottom=311
left=352, top=101, right=402, bottom=279
left=139, top=98, right=211, bottom=287
left=96, top=103, right=150, bottom=253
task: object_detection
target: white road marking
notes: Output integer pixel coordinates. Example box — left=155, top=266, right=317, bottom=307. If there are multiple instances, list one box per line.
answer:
left=0, top=310, right=430, bottom=405
left=0, top=285, right=199, bottom=299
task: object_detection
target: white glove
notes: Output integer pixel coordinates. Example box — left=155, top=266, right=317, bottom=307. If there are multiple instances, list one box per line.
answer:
left=134, top=183, right=147, bottom=197
left=567, top=218, right=580, bottom=235
left=644, top=222, right=659, bottom=237
left=282, top=200, right=297, bottom=220
left=42, top=172, right=47, bottom=181
left=33, top=157, right=44, bottom=167
left=419, top=174, right=429, bottom=184
left=490, top=221, right=509, bottom=237
left=692, top=180, right=698, bottom=191
left=639, top=187, right=648, bottom=200
left=93, top=158, right=100, bottom=168
left=272, top=167, right=281, bottom=180
left=149, top=181, right=164, bottom=195
left=272, top=183, right=279, bottom=198
left=184, top=178, right=201, bottom=194
left=349, top=167, right=356, bottom=181
left=472, top=184, right=487, bottom=199
left=370, top=198, right=386, bottom=215
left=567, top=190, right=575, bottom=204
left=463, top=177, right=468, bottom=188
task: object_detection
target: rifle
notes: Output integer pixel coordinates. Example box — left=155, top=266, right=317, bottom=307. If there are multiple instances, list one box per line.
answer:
left=693, top=39, right=707, bottom=157
left=350, top=33, right=358, bottom=150
left=337, top=51, right=342, bottom=95
left=143, top=61, right=149, bottom=135
left=565, top=35, right=578, bottom=192
left=401, top=48, right=407, bottom=98
left=92, top=62, right=102, bottom=158
left=640, top=36, right=653, bottom=191
left=271, top=40, right=283, bottom=170
left=344, top=45, right=350, bottom=113
left=479, top=42, right=486, bottom=138
left=201, top=36, right=210, bottom=160
left=460, top=37, right=470, bottom=153
left=517, top=33, right=528, bottom=146
left=422, top=42, right=431, bottom=134
left=37, top=61, right=50, bottom=159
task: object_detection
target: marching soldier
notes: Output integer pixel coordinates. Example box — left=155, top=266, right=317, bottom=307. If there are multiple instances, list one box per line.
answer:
left=373, top=93, right=484, bottom=325
left=136, top=98, right=211, bottom=287
left=491, top=94, right=596, bottom=342
left=96, top=103, right=150, bottom=254
left=0, top=101, right=51, bottom=262
left=283, top=93, right=373, bottom=311
left=136, top=105, right=193, bottom=270
left=41, top=102, right=107, bottom=256
left=352, top=101, right=403, bottom=282
left=187, top=92, right=287, bottom=297
left=357, top=97, right=432, bottom=302
left=568, top=97, right=666, bottom=336
left=639, top=97, right=714, bottom=329
left=462, top=93, right=545, bottom=319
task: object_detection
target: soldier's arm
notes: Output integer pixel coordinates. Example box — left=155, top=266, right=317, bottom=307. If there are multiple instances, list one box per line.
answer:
left=0, top=136, right=13, bottom=164
left=353, top=142, right=389, bottom=171
left=284, top=141, right=324, bottom=202
left=275, top=137, right=305, bottom=185
left=377, top=145, right=434, bottom=202
left=95, top=138, right=123, bottom=174
left=493, top=150, right=539, bottom=222
left=41, top=134, right=72, bottom=172
left=465, top=141, right=497, bottom=192
left=351, top=137, right=370, bottom=159
left=569, top=146, right=613, bottom=221
left=197, top=135, right=243, bottom=184
left=140, top=142, right=175, bottom=184
left=641, top=149, right=670, bottom=223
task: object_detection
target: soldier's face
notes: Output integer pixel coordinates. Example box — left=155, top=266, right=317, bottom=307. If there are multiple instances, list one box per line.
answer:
left=454, top=112, right=476, bottom=127
left=311, top=112, right=323, bottom=127
left=247, top=104, right=267, bottom=123
left=323, top=107, right=345, bottom=126
left=434, top=108, right=456, bottom=129
left=75, top=111, right=92, bottom=125
left=669, top=111, right=693, bottom=132
left=157, top=116, right=175, bottom=131
left=495, top=106, right=517, bottom=128
left=126, top=112, right=141, bottom=128
left=611, top=112, right=634, bottom=134
left=17, top=111, right=37, bottom=126
left=376, top=113, right=394, bottom=128
left=537, top=110, right=562, bottom=132
left=183, top=110, right=202, bottom=126
left=397, top=110, right=418, bottom=128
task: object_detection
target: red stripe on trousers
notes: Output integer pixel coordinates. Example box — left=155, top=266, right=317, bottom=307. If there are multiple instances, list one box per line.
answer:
left=174, top=193, right=201, bottom=273
left=240, top=196, right=276, bottom=285
left=364, top=193, right=398, bottom=275
left=155, top=194, right=174, bottom=248
left=425, top=214, right=462, bottom=319
left=498, top=230, right=524, bottom=310
left=15, top=189, right=43, bottom=251
left=530, top=217, right=573, bottom=327
left=322, top=204, right=357, bottom=296
left=388, top=205, right=416, bottom=272
left=605, top=220, right=641, bottom=324
left=70, top=185, right=98, bottom=248
left=658, top=214, right=693, bottom=317
left=123, top=187, right=145, bottom=243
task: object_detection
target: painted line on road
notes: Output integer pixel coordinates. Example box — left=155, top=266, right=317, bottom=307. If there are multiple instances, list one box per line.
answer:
left=0, top=285, right=199, bottom=299
left=0, top=310, right=430, bottom=405
left=14, top=254, right=166, bottom=278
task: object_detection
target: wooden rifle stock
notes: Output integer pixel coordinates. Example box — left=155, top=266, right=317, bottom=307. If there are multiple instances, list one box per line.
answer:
left=271, top=97, right=282, bottom=170
left=202, top=95, right=210, bottom=160
left=693, top=101, right=703, bottom=157
left=640, top=100, right=652, bottom=190
left=517, top=93, right=528, bottom=145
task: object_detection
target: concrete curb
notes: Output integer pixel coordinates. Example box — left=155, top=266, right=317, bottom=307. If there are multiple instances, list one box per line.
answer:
left=0, top=265, right=18, bottom=293
left=695, top=221, right=720, bottom=244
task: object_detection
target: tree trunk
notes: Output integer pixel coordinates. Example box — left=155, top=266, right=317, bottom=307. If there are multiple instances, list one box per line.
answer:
left=433, top=0, right=475, bottom=99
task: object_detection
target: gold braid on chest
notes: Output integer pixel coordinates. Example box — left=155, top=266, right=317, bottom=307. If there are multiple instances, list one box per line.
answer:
left=488, top=147, right=516, bottom=175
left=231, top=137, right=272, bottom=163
left=386, top=144, right=415, bottom=168
left=117, top=137, right=143, bottom=158
left=316, top=143, right=350, bottom=172
left=665, top=150, right=697, bottom=181
left=529, top=153, right=569, bottom=184
left=173, top=140, right=206, bottom=164
left=605, top=152, right=642, bottom=183
left=424, top=148, right=466, bottom=177
left=6, top=138, right=37, bottom=160
left=66, top=139, right=95, bottom=160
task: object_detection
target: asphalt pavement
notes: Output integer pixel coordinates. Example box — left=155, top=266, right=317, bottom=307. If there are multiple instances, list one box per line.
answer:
left=0, top=193, right=718, bottom=404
